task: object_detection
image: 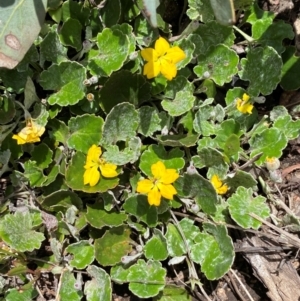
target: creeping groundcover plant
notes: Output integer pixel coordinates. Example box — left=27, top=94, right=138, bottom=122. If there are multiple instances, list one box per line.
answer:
left=0, top=0, right=300, bottom=300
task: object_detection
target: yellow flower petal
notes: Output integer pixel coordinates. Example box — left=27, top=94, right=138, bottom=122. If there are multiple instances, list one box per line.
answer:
left=141, top=48, right=158, bottom=62
left=211, top=175, right=228, bottom=195
left=143, top=60, right=161, bottom=79
left=236, top=94, right=253, bottom=114
left=216, top=184, right=228, bottom=195
left=151, top=161, right=166, bottom=179
left=100, top=162, right=118, bottom=178
left=84, top=166, right=100, bottom=186
left=155, top=37, right=170, bottom=57
left=160, top=169, right=179, bottom=185
left=160, top=59, right=177, bottom=81
left=242, top=93, right=250, bottom=102
left=137, top=179, right=154, bottom=194
left=87, top=145, right=102, bottom=161
left=12, top=134, right=27, bottom=145
left=148, top=186, right=161, bottom=206
left=165, top=46, right=186, bottom=64
left=157, top=183, right=177, bottom=200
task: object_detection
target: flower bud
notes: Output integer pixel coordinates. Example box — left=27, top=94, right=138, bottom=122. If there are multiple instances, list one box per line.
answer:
left=86, top=93, right=94, bottom=102
left=265, top=157, right=280, bottom=171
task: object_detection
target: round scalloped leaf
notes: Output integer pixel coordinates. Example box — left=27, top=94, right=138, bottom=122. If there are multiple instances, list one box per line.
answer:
left=194, top=44, right=239, bottom=86
left=193, top=21, right=235, bottom=54
left=65, top=151, right=119, bottom=193
left=123, top=195, right=158, bottom=227
left=85, top=265, right=112, bottom=301
left=94, top=226, right=132, bottom=266
left=138, top=106, right=161, bottom=137
left=58, top=270, right=83, bottom=301
left=86, top=203, right=127, bottom=229
left=59, top=18, right=82, bottom=51
left=252, top=19, right=294, bottom=54
left=0, top=211, right=45, bottom=252
left=103, top=137, right=142, bottom=165
left=66, top=241, right=95, bottom=269
left=110, top=264, right=130, bottom=284
left=67, top=115, right=104, bottom=153
left=127, top=260, right=166, bottom=298
left=88, top=28, right=129, bottom=76
left=228, top=187, right=269, bottom=229
left=175, top=173, right=217, bottom=215
left=186, top=0, right=214, bottom=22
left=0, top=0, right=47, bottom=69
left=245, top=2, right=274, bottom=24
left=41, top=190, right=83, bottom=212
left=31, top=143, right=53, bottom=169
left=154, top=285, right=192, bottom=301
left=100, top=0, right=121, bottom=27
left=39, top=61, right=86, bottom=106
left=249, top=128, right=287, bottom=165
left=191, top=223, right=234, bottom=280
left=99, top=71, right=151, bottom=113
left=6, top=286, right=38, bottom=301
left=162, top=76, right=195, bottom=117
left=281, top=46, right=300, bottom=91
left=48, top=119, right=69, bottom=144
left=226, top=170, right=257, bottom=191
left=61, top=0, right=90, bottom=25
left=0, top=96, right=15, bottom=124
left=195, top=147, right=227, bottom=170
left=23, top=161, right=47, bottom=187
left=144, top=229, right=168, bottom=261
left=273, top=115, right=300, bottom=140
left=101, top=103, right=139, bottom=146
left=238, top=46, right=282, bottom=96
left=139, top=144, right=185, bottom=177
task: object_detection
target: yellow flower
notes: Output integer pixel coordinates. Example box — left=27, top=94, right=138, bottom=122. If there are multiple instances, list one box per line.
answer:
left=141, top=37, right=186, bottom=81
left=12, top=118, right=45, bottom=145
left=83, top=144, right=118, bottom=186
left=265, top=156, right=280, bottom=171
left=136, top=161, right=179, bottom=206
left=211, top=175, right=228, bottom=195
left=236, top=93, right=254, bottom=114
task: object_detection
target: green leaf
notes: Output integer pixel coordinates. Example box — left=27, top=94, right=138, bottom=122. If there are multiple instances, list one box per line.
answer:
left=66, top=241, right=95, bottom=269
left=61, top=0, right=90, bottom=26
left=23, top=161, right=47, bottom=187
left=154, top=285, right=192, bottom=301
left=226, top=170, right=257, bottom=191
left=0, top=211, right=45, bottom=252
left=40, top=30, right=68, bottom=65
left=101, top=103, right=139, bottom=145
left=5, top=286, right=38, bottom=301
left=195, top=147, right=227, bottom=169
left=0, top=68, right=30, bottom=93
left=209, top=0, right=235, bottom=25
left=85, top=265, right=112, bottom=301
left=41, top=190, right=83, bottom=212
left=59, top=18, right=82, bottom=51
left=249, top=128, right=288, bottom=165
left=88, top=28, right=129, bottom=76
left=239, top=46, right=282, bottom=96
left=228, top=187, right=269, bottom=229
left=273, top=115, right=300, bottom=140
left=95, top=226, right=132, bottom=266
left=281, top=46, right=300, bottom=91
left=127, top=260, right=166, bottom=298
left=144, top=229, right=168, bottom=261
left=156, top=134, right=199, bottom=147
left=161, top=76, right=195, bottom=117
left=139, top=144, right=185, bottom=177
left=186, top=0, right=214, bottom=22
left=67, top=115, right=104, bottom=153
left=39, top=61, right=86, bottom=106
left=252, top=19, right=294, bottom=54
left=58, top=270, right=83, bottom=301
left=194, top=44, right=239, bottom=86
left=175, top=173, right=217, bottom=215
left=223, top=134, right=240, bottom=158
left=31, top=143, right=53, bottom=169
left=110, top=264, right=131, bottom=284
left=48, top=119, right=69, bottom=144
left=65, top=151, right=119, bottom=193
left=100, top=0, right=121, bottom=26
left=99, top=70, right=151, bottom=113
left=138, top=106, right=161, bottom=136
left=86, top=202, right=127, bottom=229
left=193, top=20, right=235, bottom=53
left=191, top=223, right=234, bottom=280
left=165, top=223, right=185, bottom=257
left=103, top=137, right=142, bottom=165
left=123, top=195, right=158, bottom=227
left=0, top=96, right=15, bottom=124
left=0, top=0, right=47, bottom=69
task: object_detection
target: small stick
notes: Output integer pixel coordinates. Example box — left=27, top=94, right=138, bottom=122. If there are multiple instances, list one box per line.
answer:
left=227, top=271, right=248, bottom=301
left=230, top=269, right=255, bottom=301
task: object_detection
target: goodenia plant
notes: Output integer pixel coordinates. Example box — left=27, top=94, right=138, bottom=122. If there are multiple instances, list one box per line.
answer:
left=0, top=0, right=298, bottom=299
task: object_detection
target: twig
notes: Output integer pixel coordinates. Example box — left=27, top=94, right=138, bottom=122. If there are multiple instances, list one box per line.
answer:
left=227, top=271, right=248, bottom=301
left=249, top=212, right=300, bottom=248
left=230, top=269, right=254, bottom=301
left=27, top=274, right=45, bottom=301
